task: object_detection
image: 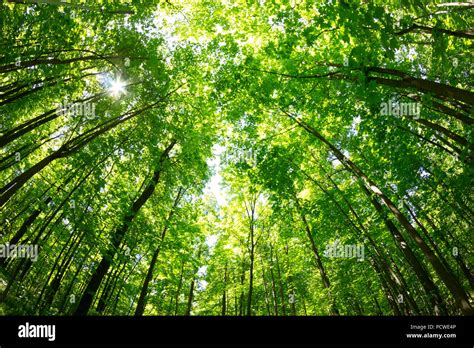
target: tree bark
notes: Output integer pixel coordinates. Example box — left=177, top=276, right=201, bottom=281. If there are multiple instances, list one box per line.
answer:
left=290, top=114, right=473, bottom=314
left=134, top=187, right=184, bottom=316
left=73, top=140, right=176, bottom=315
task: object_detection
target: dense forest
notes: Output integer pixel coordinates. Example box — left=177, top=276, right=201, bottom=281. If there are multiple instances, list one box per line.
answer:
left=0, top=0, right=472, bottom=317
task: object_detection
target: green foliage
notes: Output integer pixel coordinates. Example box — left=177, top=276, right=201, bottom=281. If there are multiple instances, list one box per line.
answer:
left=0, top=0, right=472, bottom=316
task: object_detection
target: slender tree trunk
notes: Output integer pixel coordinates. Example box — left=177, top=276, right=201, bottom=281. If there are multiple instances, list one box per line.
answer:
left=295, top=197, right=339, bottom=315
left=303, top=163, right=419, bottom=314
left=238, top=258, right=245, bottom=316
left=274, top=247, right=287, bottom=316
left=0, top=92, right=104, bottom=147
left=221, top=263, right=228, bottom=316
left=246, top=221, right=255, bottom=316
left=290, top=115, right=473, bottom=314
left=259, top=257, right=271, bottom=315
left=269, top=255, right=279, bottom=316
left=134, top=187, right=184, bottom=316
left=0, top=54, right=125, bottom=74
left=361, top=184, right=447, bottom=315
left=0, top=86, right=180, bottom=207
left=174, top=260, right=185, bottom=315
left=185, top=245, right=202, bottom=316
left=371, top=258, right=402, bottom=315
left=367, top=67, right=474, bottom=106
left=73, top=140, right=176, bottom=315
left=414, top=118, right=471, bottom=149
left=395, top=23, right=474, bottom=39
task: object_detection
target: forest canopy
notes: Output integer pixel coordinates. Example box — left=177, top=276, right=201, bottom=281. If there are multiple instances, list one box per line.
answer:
left=0, top=0, right=472, bottom=317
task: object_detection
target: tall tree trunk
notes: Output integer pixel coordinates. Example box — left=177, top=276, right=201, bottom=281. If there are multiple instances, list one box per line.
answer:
left=273, top=247, right=287, bottom=316
left=366, top=66, right=474, bottom=106
left=0, top=86, right=181, bottom=207
left=259, top=257, right=271, bottom=315
left=290, top=115, right=473, bottom=314
left=73, top=140, right=176, bottom=315
left=134, top=187, right=184, bottom=316
left=185, top=245, right=202, bottom=316
left=395, top=23, right=474, bottom=39
left=0, top=92, right=104, bottom=147
left=268, top=254, right=279, bottom=316
left=221, top=263, right=228, bottom=316
left=174, top=260, right=185, bottom=315
left=360, top=184, right=448, bottom=315
left=302, top=162, right=419, bottom=314
left=295, top=197, right=339, bottom=315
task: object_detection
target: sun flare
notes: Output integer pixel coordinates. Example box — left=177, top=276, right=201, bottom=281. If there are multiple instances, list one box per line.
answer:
left=110, top=79, right=125, bottom=97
